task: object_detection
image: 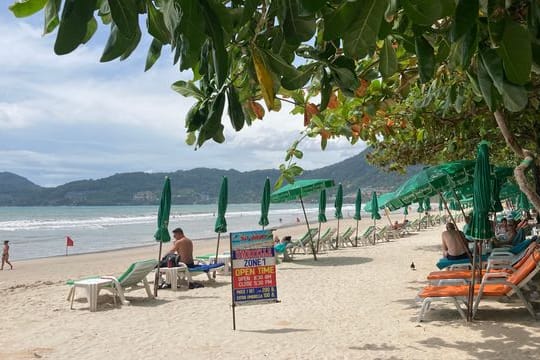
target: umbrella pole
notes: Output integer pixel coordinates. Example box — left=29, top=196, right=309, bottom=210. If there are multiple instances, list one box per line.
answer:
left=355, top=219, right=359, bottom=247
left=467, top=241, right=479, bottom=322
left=316, top=221, right=322, bottom=253
left=299, top=195, right=317, bottom=261
left=154, top=242, right=163, bottom=297
left=384, top=208, right=392, bottom=226
left=373, top=219, right=376, bottom=245
left=335, top=218, right=340, bottom=249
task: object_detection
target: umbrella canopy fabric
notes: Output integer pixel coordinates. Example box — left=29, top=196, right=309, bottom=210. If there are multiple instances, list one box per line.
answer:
left=214, top=177, right=228, bottom=233
left=417, top=200, right=424, bottom=213
left=154, top=177, right=171, bottom=243
left=518, top=192, right=531, bottom=212
left=258, top=178, right=270, bottom=227
left=370, top=192, right=381, bottom=220
left=318, top=189, right=328, bottom=223
left=334, top=183, right=343, bottom=220
left=353, top=189, right=362, bottom=220
left=490, top=176, right=504, bottom=213
left=469, top=142, right=494, bottom=240
left=424, top=197, right=432, bottom=211
left=271, top=179, right=335, bottom=203
left=500, top=182, right=520, bottom=201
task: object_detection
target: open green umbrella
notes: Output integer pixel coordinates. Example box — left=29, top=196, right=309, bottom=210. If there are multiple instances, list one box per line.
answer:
left=316, top=189, right=327, bottom=251
left=490, top=176, right=504, bottom=213
left=370, top=192, right=381, bottom=244
left=334, top=183, right=343, bottom=249
left=258, top=178, right=270, bottom=229
left=214, top=177, right=228, bottom=265
left=271, top=179, right=335, bottom=260
left=467, top=142, right=494, bottom=321
left=153, top=177, right=172, bottom=297
left=353, top=189, right=362, bottom=246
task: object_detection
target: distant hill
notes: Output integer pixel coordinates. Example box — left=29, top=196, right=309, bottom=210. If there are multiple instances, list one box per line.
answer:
left=0, top=148, right=421, bottom=206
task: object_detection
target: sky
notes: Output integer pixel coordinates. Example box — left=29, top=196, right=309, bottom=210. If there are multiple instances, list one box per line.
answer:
left=0, top=9, right=365, bottom=187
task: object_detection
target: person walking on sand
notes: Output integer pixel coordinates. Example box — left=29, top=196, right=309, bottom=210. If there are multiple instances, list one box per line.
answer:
left=2, top=240, right=13, bottom=270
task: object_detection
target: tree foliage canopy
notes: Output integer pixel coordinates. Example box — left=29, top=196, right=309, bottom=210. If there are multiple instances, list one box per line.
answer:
left=9, top=0, right=540, bottom=208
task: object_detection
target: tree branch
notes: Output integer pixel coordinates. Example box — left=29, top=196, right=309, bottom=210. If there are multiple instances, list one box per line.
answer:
left=493, top=109, right=540, bottom=213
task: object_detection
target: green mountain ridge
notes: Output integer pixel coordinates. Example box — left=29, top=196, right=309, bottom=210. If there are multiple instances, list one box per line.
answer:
left=0, top=149, right=421, bottom=206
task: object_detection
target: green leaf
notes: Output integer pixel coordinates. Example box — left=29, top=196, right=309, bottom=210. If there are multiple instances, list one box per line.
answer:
left=300, top=0, right=325, bottom=13
left=502, top=81, right=528, bottom=112
left=451, top=0, right=478, bottom=41
left=477, top=58, right=496, bottom=111
left=414, top=35, right=435, bottom=83
left=283, top=0, right=316, bottom=45
left=43, top=0, right=61, bottom=35
left=146, top=0, right=170, bottom=44
left=323, top=0, right=360, bottom=40
left=385, top=0, right=398, bottom=22
left=320, top=69, right=331, bottom=111
left=186, top=131, right=196, bottom=146
left=455, top=23, right=477, bottom=69
left=176, top=0, right=206, bottom=71
left=480, top=48, right=504, bottom=93
left=200, top=0, right=229, bottom=87
left=9, top=0, right=47, bottom=17
left=281, top=63, right=318, bottom=90
left=227, top=86, right=245, bottom=131
left=119, top=25, right=141, bottom=60
left=380, top=37, right=398, bottom=78
left=487, top=0, right=505, bottom=47
left=403, top=0, right=455, bottom=26
left=240, top=0, right=258, bottom=25
left=171, top=80, right=205, bottom=100
left=496, top=20, right=531, bottom=85
left=100, top=23, right=135, bottom=62
left=82, top=17, right=98, bottom=44
left=330, top=65, right=358, bottom=96
left=108, top=0, right=139, bottom=40
left=54, top=0, right=97, bottom=55
left=343, top=0, right=387, bottom=58
left=145, top=38, right=163, bottom=71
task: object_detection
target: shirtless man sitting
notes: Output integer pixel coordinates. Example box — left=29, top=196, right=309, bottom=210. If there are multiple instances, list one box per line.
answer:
left=169, top=228, right=195, bottom=267
left=442, top=223, right=469, bottom=260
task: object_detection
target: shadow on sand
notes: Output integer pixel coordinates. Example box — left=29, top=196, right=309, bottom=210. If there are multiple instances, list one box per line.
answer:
left=287, top=256, right=373, bottom=267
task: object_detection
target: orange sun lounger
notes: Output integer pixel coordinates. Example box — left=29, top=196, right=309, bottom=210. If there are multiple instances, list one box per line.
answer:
left=417, top=250, right=540, bottom=322
left=426, top=243, right=538, bottom=284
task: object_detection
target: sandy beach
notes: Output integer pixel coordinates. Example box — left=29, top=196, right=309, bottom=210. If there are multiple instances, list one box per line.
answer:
left=1, top=215, right=540, bottom=359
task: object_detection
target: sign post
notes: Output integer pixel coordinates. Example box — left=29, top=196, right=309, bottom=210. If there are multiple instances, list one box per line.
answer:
left=230, top=229, right=279, bottom=330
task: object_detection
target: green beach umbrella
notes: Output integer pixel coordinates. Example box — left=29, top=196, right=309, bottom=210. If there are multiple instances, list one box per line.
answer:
left=258, top=178, right=270, bottom=229
left=403, top=206, right=409, bottom=218
left=490, top=176, right=504, bottom=213
left=153, top=177, right=172, bottom=297
left=316, top=189, right=327, bottom=251
left=334, top=183, right=343, bottom=248
left=424, top=197, right=432, bottom=211
left=518, top=192, right=531, bottom=212
left=353, top=189, right=362, bottom=246
left=271, top=179, right=335, bottom=260
left=370, top=192, right=381, bottom=244
left=214, top=177, right=228, bottom=265
left=467, top=142, right=494, bottom=321
left=417, top=200, right=424, bottom=213
left=438, top=196, right=444, bottom=212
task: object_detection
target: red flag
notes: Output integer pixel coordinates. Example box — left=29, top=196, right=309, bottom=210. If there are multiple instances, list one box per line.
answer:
left=66, top=236, right=74, bottom=247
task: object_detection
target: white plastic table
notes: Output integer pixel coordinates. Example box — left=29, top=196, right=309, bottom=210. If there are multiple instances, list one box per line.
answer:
left=159, top=266, right=186, bottom=290
left=70, top=278, right=114, bottom=312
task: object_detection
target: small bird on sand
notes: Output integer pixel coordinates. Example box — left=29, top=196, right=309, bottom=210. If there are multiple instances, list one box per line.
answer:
left=410, top=262, right=416, bottom=271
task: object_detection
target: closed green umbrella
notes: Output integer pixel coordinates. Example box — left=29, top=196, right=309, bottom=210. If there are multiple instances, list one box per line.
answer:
left=467, top=142, right=494, bottom=321
left=424, top=197, right=432, bottom=211
left=153, top=177, right=171, bottom=297
left=353, top=189, right=362, bottom=246
left=334, top=183, right=343, bottom=248
left=258, top=178, right=270, bottom=229
left=316, top=189, right=327, bottom=251
left=370, top=192, right=381, bottom=244
left=271, top=179, right=335, bottom=260
left=214, top=177, right=228, bottom=265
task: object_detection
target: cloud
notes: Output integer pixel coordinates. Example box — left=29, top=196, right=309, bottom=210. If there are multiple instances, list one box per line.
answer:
left=0, top=13, right=366, bottom=186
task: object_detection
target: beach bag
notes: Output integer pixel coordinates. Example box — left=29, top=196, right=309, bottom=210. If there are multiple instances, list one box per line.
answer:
left=160, top=253, right=179, bottom=267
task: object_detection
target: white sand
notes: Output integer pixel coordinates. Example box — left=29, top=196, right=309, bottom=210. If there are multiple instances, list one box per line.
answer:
left=1, top=215, right=540, bottom=359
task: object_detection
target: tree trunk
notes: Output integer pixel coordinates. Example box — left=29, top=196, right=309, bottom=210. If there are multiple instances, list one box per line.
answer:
left=493, top=110, right=540, bottom=213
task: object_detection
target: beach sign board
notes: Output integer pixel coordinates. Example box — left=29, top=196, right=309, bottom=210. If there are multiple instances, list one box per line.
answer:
left=230, top=229, right=278, bottom=329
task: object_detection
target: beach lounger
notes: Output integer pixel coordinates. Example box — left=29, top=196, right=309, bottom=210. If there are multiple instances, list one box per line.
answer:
left=417, top=249, right=540, bottom=322
left=275, top=241, right=294, bottom=262
left=427, top=243, right=538, bottom=284
left=335, top=227, right=354, bottom=247
left=357, top=225, right=377, bottom=245
left=317, top=228, right=337, bottom=252
left=290, top=228, right=319, bottom=255
left=67, top=259, right=158, bottom=308
left=178, top=261, right=226, bottom=286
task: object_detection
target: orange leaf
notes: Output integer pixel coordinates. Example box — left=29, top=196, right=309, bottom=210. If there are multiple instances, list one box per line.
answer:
left=355, top=79, right=369, bottom=97
left=327, top=92, right=339, bottom=109
left=250, top=101, right=265, bottom=119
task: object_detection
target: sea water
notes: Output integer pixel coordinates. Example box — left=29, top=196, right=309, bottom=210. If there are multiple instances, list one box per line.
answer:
left=0, top=203, right=360, bottom=261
